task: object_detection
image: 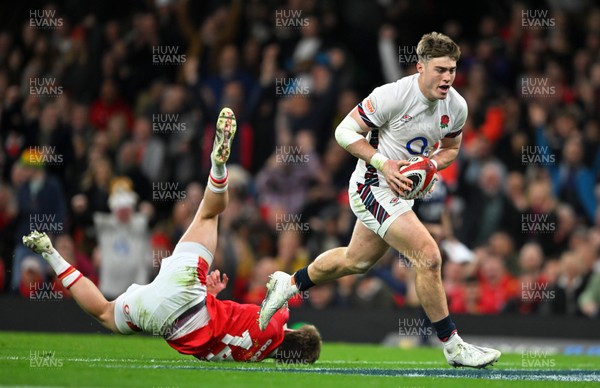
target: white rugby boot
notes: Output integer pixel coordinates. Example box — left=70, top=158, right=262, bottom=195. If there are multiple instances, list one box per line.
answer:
left=258, top=271, right=299, bottom=331
left=211, top=107, right=237, bottom=165
left=443, top=333, right=501, bottom=368
left=23, top=231, right=54, bottom=255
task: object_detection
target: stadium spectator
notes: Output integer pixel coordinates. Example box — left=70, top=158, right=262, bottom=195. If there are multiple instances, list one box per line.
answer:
left=255, top=133, right=319, bottom=218
left=131, top=116, right=167, bottom=182
left=18, top=256, right=45, bottom=299
left=274, top=230, right=309, bottom=275
left=54, top=233, right=97, bottom=285
left=93, top=178, right=151, bottom=299
left=0, top=182, right=17, bottom=268
left=90, top=78, right=134, bottom=131
left=540, top=251, right=589, bottom=316
left=23, top=103, right=75, bottom=188
left=443, top=260, right=467, bottom=313
left=306, top=283, right=337, bottom=310
left=477, top=254, right=519, bottom=314
left=486, top=231, right=518, bottom=275
left=579, top=271, right=600, bottom=319
left=71, top=157, right=113, bottom=231
left=457, top=160, right=520, bottom=248
left=114, top=140, right=153, bottom=203
left=240, top=256, right=277, bottom=306
left=523, top=179, right=561, bottom=257
left=11, top=149, right=66, bottom=293
left=152, top=85, right=200, bottom=185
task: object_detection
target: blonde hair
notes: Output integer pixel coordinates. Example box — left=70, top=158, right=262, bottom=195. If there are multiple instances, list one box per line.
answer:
left=417, top=32, right=461, bottom=63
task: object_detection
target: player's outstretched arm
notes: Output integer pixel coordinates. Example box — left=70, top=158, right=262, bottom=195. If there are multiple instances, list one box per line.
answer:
left=23, top=231, right=118, bottom=333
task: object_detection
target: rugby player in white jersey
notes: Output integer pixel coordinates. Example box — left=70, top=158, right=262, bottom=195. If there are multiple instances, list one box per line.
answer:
left=259, top=32, right=501, bottom=368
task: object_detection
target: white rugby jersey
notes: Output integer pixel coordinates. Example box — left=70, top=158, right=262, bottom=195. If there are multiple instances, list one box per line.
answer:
left=350, top=73, right=467, bottom=188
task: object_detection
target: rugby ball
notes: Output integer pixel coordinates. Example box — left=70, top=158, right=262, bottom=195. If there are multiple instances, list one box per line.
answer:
left=398, top=156, right=437, bottom=199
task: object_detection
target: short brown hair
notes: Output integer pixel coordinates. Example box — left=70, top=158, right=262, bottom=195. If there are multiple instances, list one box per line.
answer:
left=416, top=32, right=461, bottom=63
left=274, top=325, right=322, bottom=364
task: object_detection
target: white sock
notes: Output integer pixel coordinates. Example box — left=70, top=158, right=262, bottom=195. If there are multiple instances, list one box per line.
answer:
left=208, top=166, right=228, bottom=193
left=211, top=163, right=226, bottom=180
left=42, top=250, right=82, bottom=289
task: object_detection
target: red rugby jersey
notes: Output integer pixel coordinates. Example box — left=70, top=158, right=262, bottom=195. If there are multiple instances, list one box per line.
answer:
left=167, top=294, right=289, bottom=362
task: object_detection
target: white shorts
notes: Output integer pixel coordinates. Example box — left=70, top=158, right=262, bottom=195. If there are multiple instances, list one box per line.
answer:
left=349, top=182, right=413, bottom=238
left=113, top=242, right=213, bottom=338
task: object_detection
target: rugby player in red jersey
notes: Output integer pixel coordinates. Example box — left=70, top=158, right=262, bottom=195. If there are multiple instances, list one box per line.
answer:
left=23, top=107, right=321, bottom=364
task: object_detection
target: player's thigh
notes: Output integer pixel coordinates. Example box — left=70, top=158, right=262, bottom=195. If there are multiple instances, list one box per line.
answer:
left=178, top=217, right=218, bottom=256
left=383, top=210, right=441, bottom=269
left=345, top=220, right=390, bottom=271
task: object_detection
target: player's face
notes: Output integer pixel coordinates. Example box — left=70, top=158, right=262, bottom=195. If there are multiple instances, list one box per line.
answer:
left=416, top=57, right=457, bottom=101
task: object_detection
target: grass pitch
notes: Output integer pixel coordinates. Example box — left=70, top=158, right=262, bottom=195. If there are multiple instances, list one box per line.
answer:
left=1, top=331, right=599, bottom=387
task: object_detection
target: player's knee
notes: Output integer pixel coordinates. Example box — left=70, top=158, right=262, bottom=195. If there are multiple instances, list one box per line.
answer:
left=414, top=245, right=442, bottom=273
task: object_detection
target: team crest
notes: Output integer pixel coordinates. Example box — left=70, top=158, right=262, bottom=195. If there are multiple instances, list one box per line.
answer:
left=440, top=115, right=450, bottom=129
left=400, top=114, right=413, bottom=122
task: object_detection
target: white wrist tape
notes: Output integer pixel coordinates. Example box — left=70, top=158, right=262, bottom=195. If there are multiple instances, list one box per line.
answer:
left=431, top=159, right=438, bottom=169
left=370, top=153, right=389, bottom=171
left=335, top=115, right=363, bottom=149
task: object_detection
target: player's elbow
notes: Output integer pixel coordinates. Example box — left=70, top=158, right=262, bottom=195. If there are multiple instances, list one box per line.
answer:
left=97, top=302, right=119, bottom=333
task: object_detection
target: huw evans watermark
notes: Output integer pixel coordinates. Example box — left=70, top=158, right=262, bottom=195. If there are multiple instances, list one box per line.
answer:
left=152, top=46, right=186, bottom=65
left=29, top=9, right=63, bottom=29
left=152, top=249, right=171, bottom=268
left=28, top=145, right=64, bottom=165
left=521, top=213, right=556, bottom=233
left=398, top=46, right=417, bottom=64
left=152, top=182, right=187, bottom=202
left=29, top=78, right=63, bottom=97
left=275, top=145, right=310, bottom=164
left=521, top=282, right=555, bottom=302
left=520, top=77, right=556, bottom=97
left=275, top=9, right=309, bottom=29
left=398, top=318, right=433, bottom=337
left=29, top=213, right=64, bottom=233
left=274, top=349, right=310, bottom=366
left=275, top=78, right=310, bottom=96
left=521, top=10, right=555, bottom=29
left=398, top=250, right=435, bottom=270
left=521, top=146, right=555, bottom=165
left=30, top=350, right=63, bottom=367
left=521, top=350, right=556, bottom=367
left=152, top=114, right=187, bottom=132
left=29, top=282, right=63, bottom=301
left=275, top=213, right=309, bottom=233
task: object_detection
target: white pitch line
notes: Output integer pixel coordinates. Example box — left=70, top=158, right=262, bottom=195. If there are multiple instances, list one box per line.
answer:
left=1, top=355, right=598, bottom=370
left=0, top=356, right=437, bottom=365
left=2, top=356, right=598, bottom=368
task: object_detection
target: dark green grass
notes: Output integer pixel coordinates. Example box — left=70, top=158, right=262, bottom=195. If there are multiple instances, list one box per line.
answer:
left=1, top=332, right=599, bottom=387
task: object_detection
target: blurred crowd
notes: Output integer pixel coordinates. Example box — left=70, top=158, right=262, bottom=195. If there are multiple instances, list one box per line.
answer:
left=1, top=0, right=600, bottom=319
